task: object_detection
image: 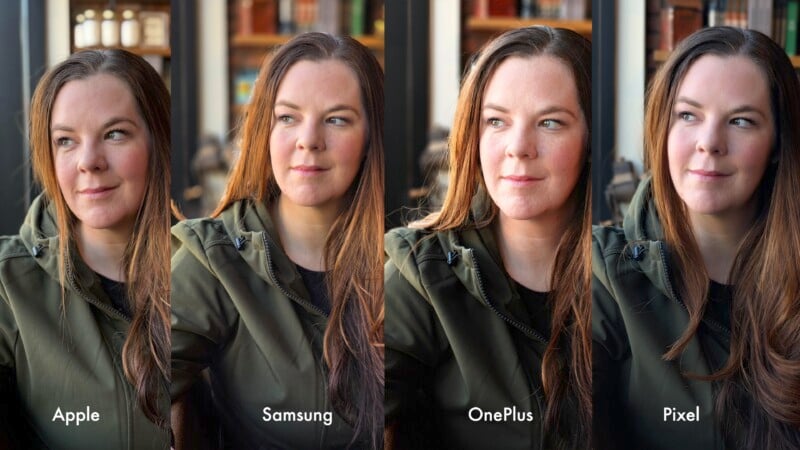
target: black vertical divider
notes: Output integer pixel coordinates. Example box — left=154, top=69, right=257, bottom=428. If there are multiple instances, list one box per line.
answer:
left=384, top=1, right=430, bottom=229
left=592, top=0, right=615, bottom=223
left=170, top=1, right=197, bottom=214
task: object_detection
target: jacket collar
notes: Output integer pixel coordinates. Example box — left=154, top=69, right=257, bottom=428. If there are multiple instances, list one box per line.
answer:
left=622, top=175, right=680, bottom=303
left=437, top=225, right=516, bottom=309
left=19, top=194, right=126, bottom=320
left=219, top=199, right=316, bottom=313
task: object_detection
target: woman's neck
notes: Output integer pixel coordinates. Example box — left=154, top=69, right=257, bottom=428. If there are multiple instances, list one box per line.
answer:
left=270, top=195, right=338, bottom=271
left=689, top=208, right=755, bottom=284
left=494, top=211, right=567, bottom=292
left=77, top=223, right=130, bottom=281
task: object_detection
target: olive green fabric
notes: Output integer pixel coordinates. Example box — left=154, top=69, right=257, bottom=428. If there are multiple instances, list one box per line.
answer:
left=170, top=199, right=364, bottom=449
left=593, top=176, right=732, bottom=450
left=0, top=194, right=170, bottom=449
left=385, top=225, right=557, bottom=450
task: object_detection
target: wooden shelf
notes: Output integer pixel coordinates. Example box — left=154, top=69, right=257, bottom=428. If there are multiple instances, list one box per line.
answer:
left=653, top=49, right=800, bottom=68
left=73, top=46, right=171, bottom=57
left=466, top=17, right=592, bottom=37
left=231, top=33, right=385, bottom=50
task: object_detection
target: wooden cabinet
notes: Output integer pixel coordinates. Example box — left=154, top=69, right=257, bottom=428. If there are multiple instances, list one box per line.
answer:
left=68, top=1, right=171, bottom=85
left=68, top=1, right=171, bottom=57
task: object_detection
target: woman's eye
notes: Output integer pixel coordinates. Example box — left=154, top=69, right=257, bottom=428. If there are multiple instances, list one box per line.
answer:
left=487, top=118, right=504, bottom=128
left=678, top=111, right=696, bottom=122
left=730, top=117, right=755, bottom=128
left=54, top=137, right=74, bottom=148
left=105, top=130, right=127, bottom=141
left=540, top=119, right=563, bottom=130
left=327, top=117, right=349, bottom=126
left=276, top=115, right=295, bottom=124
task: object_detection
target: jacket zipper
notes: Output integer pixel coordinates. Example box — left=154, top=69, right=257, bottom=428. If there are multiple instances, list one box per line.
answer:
left=261, top=232, right=333, bottom=446
left=466, top=249, right=547, bottom=448
left=467, top=249, right=549, bottom=344
left=67, top=268, right=135, bottom=448
left=657, top=243, right=731, bottom=336
left=66, top=266, right=131, bottom=323
left=261, top=233, right=329, bottom=317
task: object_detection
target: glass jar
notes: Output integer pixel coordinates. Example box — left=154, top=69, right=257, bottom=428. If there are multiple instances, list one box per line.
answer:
left=82, top=9, right=100, bottom=47
left=120, top=10, right=141, bottom=48
left=73, top=14, right=85, bottom=49
left=101, top=9, right=119, bottom=47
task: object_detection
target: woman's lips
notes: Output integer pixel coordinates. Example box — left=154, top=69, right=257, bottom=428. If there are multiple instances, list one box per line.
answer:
left=502, top=175, right=542, bottom=186
left=689, top=169, right=730, bottom=179
left=78, top=186, right=116, bottom=199
left=291, top=165, right=328, bottom=175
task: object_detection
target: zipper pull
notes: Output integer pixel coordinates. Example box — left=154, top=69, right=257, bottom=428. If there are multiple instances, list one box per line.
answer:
left=234, top=236, right=247, bottom=250
left=446, top=251, right=459, bottom=265
left=631, top=244, right=645, bottom=261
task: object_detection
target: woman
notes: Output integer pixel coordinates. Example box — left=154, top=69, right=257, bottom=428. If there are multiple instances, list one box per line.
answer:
left=384, top=27, right=592, bottom=449
left=593, top=27, right=800, bottom=449
left=170, top=33, right=384, bottom=449
left=0, top=49, right=171, bottom=449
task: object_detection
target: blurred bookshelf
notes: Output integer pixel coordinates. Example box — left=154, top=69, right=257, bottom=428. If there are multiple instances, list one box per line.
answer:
left=648, top=0, right=800, bottom=82
left=461, top=0, right=591, bottom=68
left=228, top=0, right=384, bottom=128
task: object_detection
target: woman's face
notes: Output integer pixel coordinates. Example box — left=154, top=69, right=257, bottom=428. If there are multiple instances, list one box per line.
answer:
left=51, top=73, right=150, bottom=237
left=667, top=55, right=774, bottom=221
left=479, top=55, right=586, bottom=223
left=269, top=59, right=367, bottom=213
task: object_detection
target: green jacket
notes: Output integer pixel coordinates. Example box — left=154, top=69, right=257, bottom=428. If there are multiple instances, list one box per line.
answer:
left=0, top=195, right=170, bottom=450
left=384, top=225, right=559, bottom=450
left=170, top=199, right=364, bottom=449
left=592, top=176, right=733, bottom=450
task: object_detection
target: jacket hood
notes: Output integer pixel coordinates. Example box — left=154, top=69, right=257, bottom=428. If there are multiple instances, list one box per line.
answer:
left=617, top=174, right=680, bottom=303
left=19, top=194, right=61, bottom=281
left=172, top=199, right=315, bottom=312
left=623, top=174, right=665, bottom=242
left=385, top=224, right=551, bottom=345
left=18, top=193, right=127, bottom=320
left=385, top=225, right=514, bottom=308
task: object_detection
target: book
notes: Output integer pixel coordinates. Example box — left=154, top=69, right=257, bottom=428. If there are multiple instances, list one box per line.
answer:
left=294, top=0, right=316, bottom=33
left=660, top=1, right=703, bottom=51
left=787, top=0, right=799, bottom=55
left=350, top=0, right=366, bottom=35
left=278, top=0, right=294, bottom=33
left=748, top=0, right=773, bottom=36
left=707, top=0, right=726, bottom=26
left=315, top=0, right=341, bottom=34
left=488, top=0, right=517, bottom=17
left=252, top=0, right=278, bottom=34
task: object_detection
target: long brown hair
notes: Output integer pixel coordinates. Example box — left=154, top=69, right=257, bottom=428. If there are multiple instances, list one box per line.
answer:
left=645, top=26, right=800, bottom=448
left=214, top=33, right=384, bottom=448
left=29, top=49, right=171, bottom=428
left=416, top=27, right=592, bottom=448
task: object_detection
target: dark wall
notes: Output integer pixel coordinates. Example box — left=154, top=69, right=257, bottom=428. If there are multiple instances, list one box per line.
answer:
left=0, top=1, right=45, bottom=235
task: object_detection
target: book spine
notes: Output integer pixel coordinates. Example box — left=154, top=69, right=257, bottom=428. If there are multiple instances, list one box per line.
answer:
left=787, top=0, right=799, bottom=54
left=748, top=0, right=773, bottom=35
left=351, top=0, right=365, bottom=35
left=278, top=0, right=294, bottom=33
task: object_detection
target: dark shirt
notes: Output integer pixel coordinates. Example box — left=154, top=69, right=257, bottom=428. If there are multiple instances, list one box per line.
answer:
left=296, top=265, right=331, bottom=315
left=516, top=282, right=551, bottom=340
left=707, top=280, right=732, bottom=328
left=97, top=273, right=130, bottom=317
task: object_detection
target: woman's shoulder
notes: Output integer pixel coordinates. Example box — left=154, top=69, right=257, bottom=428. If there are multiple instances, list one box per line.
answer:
left=0, top=234, right=36, bottom=263
left=592, top=224, right=629, bottom=259
left=384, top=226, right=446, bottom=263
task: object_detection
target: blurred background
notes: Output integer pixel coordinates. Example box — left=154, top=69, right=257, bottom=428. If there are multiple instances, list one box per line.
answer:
left=4, top=0, right=606, bottom=235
